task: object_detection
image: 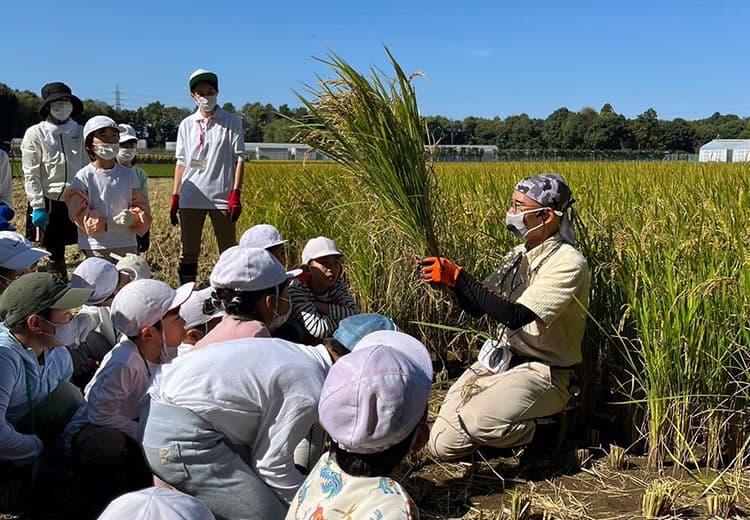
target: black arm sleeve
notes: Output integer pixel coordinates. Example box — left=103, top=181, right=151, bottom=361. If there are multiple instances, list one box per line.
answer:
left=452, top=270, right=538, bottom=330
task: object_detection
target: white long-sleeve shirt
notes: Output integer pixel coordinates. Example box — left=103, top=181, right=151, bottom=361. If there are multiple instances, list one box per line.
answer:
left=288, top=278, right=359, bottom=340
left=65, top=338, right=158, bottom=443
left=0, top=150, right=13, bottom=207
left=0, top=327, right=73, bottom=465
left=148, top=337, right=326, bottom=501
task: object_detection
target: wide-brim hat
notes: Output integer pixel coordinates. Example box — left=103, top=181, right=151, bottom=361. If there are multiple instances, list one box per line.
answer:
left=39, top=82, right=83, bottom=119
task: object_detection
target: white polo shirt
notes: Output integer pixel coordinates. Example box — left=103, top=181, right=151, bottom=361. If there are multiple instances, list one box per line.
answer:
left=175, top=107, right=244, bottom=210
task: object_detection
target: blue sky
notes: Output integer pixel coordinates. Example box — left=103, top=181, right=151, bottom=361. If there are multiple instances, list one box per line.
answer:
left=4, top=1, right=749, bottom=120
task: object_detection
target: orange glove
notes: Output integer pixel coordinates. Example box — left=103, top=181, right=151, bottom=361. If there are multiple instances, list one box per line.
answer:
left=418, top=257, right=462, bottom=288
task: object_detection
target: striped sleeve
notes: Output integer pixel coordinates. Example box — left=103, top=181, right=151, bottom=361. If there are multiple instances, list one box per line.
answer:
left=326, top=279, right=360, bottom=323
left=289, top=281, right=337, bottom=339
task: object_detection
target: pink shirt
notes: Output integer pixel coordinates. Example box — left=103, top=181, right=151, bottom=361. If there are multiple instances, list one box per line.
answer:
left=192, top=315, right=270, bottom=351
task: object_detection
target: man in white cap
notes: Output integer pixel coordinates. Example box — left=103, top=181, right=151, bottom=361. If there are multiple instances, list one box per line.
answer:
left=65, top=278, right=193, bottom=518
left=175, top=287, right=224, bottom=357
left=140, top=258, right=328, bottom=519
left=21, top=82, right=86, bottom=279
left=171, top=69, right=245, bottom=285
left=0, top=231, right=50, bottom=294
left=98, top=487, right=215, bottom=520
left=288, top=236, right=359, bottom=343
left=286, top=330, right=432, bottom=520
left=239, top=223, right=288, bottom=266
left=64, top=115, right=151, bottom=259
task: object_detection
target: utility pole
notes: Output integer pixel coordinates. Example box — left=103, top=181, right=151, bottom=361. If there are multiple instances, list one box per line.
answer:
left=114, top=85, right=121, bottom=111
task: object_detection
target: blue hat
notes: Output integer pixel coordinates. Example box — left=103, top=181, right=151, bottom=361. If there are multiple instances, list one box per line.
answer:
left=0, top=203, right=15, bottom=231
left=332, top=313, right=399, bottom=351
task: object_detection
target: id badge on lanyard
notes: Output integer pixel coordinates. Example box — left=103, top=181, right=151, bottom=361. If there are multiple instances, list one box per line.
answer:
left=191, top=119, right=211, bottom=172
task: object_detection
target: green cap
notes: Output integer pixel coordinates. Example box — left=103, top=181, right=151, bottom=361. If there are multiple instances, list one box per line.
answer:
left=0, top=272, right=94, bottom=328
left=189, top=69, right=219, bottom=92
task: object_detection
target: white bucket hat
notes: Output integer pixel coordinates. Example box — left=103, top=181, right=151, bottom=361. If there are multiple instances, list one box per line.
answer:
left=69, top=257, right=119, bottom=305
left=210, top=246, right=300, bottom=292
left=301, top=236, right=342, bottom=264
left=111, top=279, right=193, bottom=337
left=239, top=224, right=287, bottom=250
left=0, top=231, right=49, bottom=271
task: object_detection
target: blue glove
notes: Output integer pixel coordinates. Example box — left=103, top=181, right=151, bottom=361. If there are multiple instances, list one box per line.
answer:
left=32, top=208, right=49, bottom=230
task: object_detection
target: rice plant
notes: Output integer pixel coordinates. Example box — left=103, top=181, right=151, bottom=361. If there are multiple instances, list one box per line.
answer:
left=641, top=478, right=679, bottom=519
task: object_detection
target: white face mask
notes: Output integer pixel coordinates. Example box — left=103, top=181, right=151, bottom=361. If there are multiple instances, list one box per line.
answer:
left=39, top=316, right=77, bottom=347
left=117, top=147, right=137, bottom=163
left=94, top=143, right=119, bottom=161
left=505, top=208, right=549, bottom=239
left=269, top=292, right=291, bottom=331
left=194, top=94, right=217, bottom=113
left=49, top=100, right=73, bottom=122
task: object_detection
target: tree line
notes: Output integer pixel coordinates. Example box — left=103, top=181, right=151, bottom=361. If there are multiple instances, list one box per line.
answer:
left=2, top=82, right=748, bottom=152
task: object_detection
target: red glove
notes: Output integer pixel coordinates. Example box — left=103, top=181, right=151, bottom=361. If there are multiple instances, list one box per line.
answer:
left=228, top=189, right=242, bottom=223
left=296, top=265, right=312, bottom=285
left=418, top=257, right=462, bottom=288
left=169, top=194, right=180, bottom=226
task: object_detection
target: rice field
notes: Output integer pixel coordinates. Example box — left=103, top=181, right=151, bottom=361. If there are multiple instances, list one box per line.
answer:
left=144, top=160, right=750, bottom=473
left=10, top=160, right=749, bottom=518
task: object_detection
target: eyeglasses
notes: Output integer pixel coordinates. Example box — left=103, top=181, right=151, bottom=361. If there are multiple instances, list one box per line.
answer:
left=509, top=200, right=544, bottom=213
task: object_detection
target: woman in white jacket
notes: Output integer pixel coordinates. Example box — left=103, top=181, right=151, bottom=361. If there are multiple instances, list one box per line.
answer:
left=21, top=82, right=86, bottom=280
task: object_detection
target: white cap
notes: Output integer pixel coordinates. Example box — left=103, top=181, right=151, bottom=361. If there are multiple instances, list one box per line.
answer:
left=83, top=115, right=119, bottom=142
left=0, top=231, right=49, bottom=271
left=70, top=257, right=119, bottom=305
left=210, top=246, right=301, bottom=292
left=179, top=287, right=224, bottom=329
left=98, top=487, right=215, bottom=520
left=111, top=279, right=194, bottom=337
left=239, top=224, right=287, bottom=250
left=118, top=123, right=138, bottom=143
left=301, top=236, right=342, bottom=264
left=111, top=253, right=151, bottom=281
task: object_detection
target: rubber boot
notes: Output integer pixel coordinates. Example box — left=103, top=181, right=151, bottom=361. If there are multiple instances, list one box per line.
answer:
left=47, top=259, right=69, bottom=282
left=178, top=263, right=198, bottom=285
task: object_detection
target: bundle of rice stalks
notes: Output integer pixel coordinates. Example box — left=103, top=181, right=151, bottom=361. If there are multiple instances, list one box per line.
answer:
left=705, top=493, right=734, bottom=519
left=506, top=490, right=532, bottom=520
left=641, top=478, right=679, bottom=519
left=292, top=46, right=441, bottom=256
left=606, top=444, right=627, bottom=470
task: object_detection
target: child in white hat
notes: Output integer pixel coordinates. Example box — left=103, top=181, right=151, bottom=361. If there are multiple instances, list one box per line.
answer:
left=64, top=115, right=151, bottom=259
left=287, top=331, right=432, bottom=520
left=191, top=246, right=301, bottom=351
left=98, top=487, right=215, bottom=520
left=239, top=223, right=288, bottom=266
left=65, top=279, right=193, bottom=518
left=116, top=123, right=151, bottom=253
left=288, top=236, right=359, bottom=343
left=0, top=231, right=50, bottom=294
left=175, top=287, right=224, bottom=357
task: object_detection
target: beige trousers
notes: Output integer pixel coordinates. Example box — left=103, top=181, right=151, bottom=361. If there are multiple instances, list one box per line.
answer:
left=179, top=209, right=236, bottom=265
left=428, top=361, right=571, bottom=461
left=83, top=246, right=138, bottom=262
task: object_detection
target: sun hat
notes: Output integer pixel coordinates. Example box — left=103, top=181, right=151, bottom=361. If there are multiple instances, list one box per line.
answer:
left=118, top=124, right=138, bottom=144
left=179, top=287, right=224, bottom=330
left=110, top=280, right=193, bottom=337
left=83, top=115, right=120, bottom=142
left=0, top=231, right=49, bottom=271
left=301, top=236, right=342, bottom=264
left=189, top=69, right=219, bottom=92
left=98, top=487, right=215, bottom=520
left=0, top=273, right=93, bottom=328
left=210, top=246, right=301, bottom=292
left=318, top=330, right=433, bottom=454
left=239, top=224, right=287, bottom=250
left=331, top=313, right=399, bottom=351
left=70, top=257, right=119, bottom=305
left=39, top=82, right=83, bottom=119
left=111, top=253, right=151, bottom=281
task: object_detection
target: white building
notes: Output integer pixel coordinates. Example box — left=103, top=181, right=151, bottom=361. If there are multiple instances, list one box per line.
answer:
left=698, top=139, right=750, bottom=163
left=244, top=143, right=324, bottom=161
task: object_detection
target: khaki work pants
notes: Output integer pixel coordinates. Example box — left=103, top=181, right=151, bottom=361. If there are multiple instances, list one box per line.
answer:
left=428, top=361, right=571, bottom=461
left=179, top=209, right=236, bottom=265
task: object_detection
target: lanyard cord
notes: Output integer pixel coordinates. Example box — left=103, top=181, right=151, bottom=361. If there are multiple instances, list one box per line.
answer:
left=23, top=364, right=36, bottom=434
